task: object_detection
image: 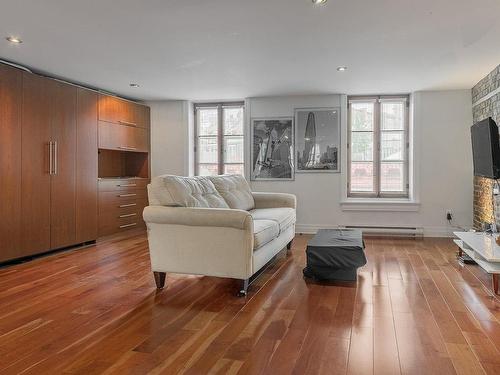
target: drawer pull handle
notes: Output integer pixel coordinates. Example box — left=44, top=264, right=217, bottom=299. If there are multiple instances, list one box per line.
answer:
left=118, top=120, right=137, bottom=127
left=118, top=193, right=137, bottom=197
left=118, top=184, right=137, bottom=187
left=120, top=223, right=137, bottom=229
left=119, top=213, right=137, bottom=218
left=118, top=146, right=137, bottom=150
left=119, top=203, right=137, bottom=208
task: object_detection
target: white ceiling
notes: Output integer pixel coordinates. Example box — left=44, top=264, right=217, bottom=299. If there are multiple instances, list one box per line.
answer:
left=1, top=0, right=499, bottom=101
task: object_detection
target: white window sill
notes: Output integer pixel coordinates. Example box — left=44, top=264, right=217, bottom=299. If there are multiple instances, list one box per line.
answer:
left=340, top=198, right=420, bottom=212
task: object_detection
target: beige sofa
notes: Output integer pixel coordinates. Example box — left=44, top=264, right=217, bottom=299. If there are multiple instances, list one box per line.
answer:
left=143, top=174, right=296, bottom=295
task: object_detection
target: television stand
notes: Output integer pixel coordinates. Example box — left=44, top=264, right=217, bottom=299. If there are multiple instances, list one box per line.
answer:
left=453, top=231, right=500, bottom=295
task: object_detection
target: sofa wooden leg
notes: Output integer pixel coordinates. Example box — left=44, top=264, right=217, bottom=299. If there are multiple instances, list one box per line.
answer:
left=154, top=272, right=166, bottom=289
left=287, top=240, right=293, bottom=250
left=238, top=279, right=249, bottom=297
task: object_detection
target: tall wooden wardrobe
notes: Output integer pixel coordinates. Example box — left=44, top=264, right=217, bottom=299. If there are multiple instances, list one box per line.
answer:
left=0, top=63, right=150, bottom=263
left=0, top=64, right=98, bottom=262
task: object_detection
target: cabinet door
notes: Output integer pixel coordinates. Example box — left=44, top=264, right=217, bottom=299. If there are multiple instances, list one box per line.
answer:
left=98, top=122, right=149, bottom=152
left=0, top=64, right=22, bottom=262
left=132, top=103, right=150, bottom=129
left=21, top=73, right=52, bottom=255
left=98, top=94, right=122, bottom=124
left=76, top=88, right=98, bottom=243
left=98, top=94, right=149, bottom=128
left=50, top=80, right=77, bottom=249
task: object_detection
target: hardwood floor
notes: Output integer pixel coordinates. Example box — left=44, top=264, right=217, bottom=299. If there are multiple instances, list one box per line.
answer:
left=1, top=232, right=500, bottom=374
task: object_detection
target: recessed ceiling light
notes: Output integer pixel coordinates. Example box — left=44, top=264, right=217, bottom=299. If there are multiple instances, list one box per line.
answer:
left=312, top=0, right=327, bottom=5
left=337, top=66, right=348, bottom=72
left=6, top=36, right=22, bottom=44
left=129, top=83, right=140, bottom=88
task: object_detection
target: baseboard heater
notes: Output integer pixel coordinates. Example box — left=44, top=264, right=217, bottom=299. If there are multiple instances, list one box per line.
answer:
left=341, top=225, right=424, bottom=238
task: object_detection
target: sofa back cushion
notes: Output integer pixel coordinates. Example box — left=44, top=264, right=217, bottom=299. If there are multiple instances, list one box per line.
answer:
left=149, top=175, right=229, bottom=208
left=209, top=175, right=255, bottom=211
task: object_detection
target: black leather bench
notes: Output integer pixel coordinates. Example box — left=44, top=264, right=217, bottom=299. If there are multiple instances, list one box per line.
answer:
left=303, top=229, right=366, bottom=281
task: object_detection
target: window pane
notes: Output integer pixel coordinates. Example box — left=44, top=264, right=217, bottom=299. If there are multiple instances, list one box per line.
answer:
left=351, top=132, right=373, bottom=161
left=224, top=164, right=244, bottom=175
left=381, top=162, right=404, bottom=192
left=350, top=162, right=374, bottom=192
left=381, top=131, right=404, bottom=161
left=198, top=164, right=219, bottom=176
left=381, top=102, right=404, bottom=130
left=351, top=102, right=374, bottom=131
left=198, top=137, right=218, bottom=163
left=224, top=136, right=244, bottom=163
left=198, top=108, right=218, bottom=135
left=223, top=107, right=244, bottom=135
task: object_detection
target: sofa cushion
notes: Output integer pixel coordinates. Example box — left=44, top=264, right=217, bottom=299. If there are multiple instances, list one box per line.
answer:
left=209, top=175, right=255, bottom=211
left=250, top=208, right=296, bottom=233
left=253, top=220, right=280, bottom=249
left=149, top=175, right=229, bottom=208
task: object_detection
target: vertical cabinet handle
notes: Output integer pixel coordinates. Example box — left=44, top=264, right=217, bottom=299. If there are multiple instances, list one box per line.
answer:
left=49, top=142, right=52, bottom=175
left=53, top=141, right=58, bottom=175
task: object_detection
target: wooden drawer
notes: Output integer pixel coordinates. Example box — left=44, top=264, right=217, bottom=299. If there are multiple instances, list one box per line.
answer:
left=99, top=198, right=148, bottom=214
left=98, top=121, right=149, bottom=152
left=99, top=178, right=149, bottom=192
left=99, top=202, right=146, bottom=221
left=98, top=214, right=145, bottom=237
left=99, top=190, right=148, bottom=205
left=98, top=192, right=147, bottom=236
left=98, top=94, right=149, bottom=129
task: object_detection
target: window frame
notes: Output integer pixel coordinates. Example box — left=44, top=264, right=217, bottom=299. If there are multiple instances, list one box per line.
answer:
left=194, top=101, right=245, bottom=176
left=347, top=95, right=410, bottom=199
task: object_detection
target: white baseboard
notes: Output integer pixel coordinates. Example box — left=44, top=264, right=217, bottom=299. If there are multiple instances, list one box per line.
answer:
left=421, top=226, right=455, bottom=238
left=295, top=224, right=455, bottom=238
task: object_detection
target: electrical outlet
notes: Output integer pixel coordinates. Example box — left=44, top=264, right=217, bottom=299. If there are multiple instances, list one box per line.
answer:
left=446, top=210, right=453, bottom=221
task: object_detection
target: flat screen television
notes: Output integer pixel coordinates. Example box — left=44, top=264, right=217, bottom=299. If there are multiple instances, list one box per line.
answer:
left=471, top=117, right=500, bottom=179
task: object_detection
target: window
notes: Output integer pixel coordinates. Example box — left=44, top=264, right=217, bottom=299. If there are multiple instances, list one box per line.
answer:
left=194, top=102, right=245, bottom=176
left=348, top=95, right=409, bottom=198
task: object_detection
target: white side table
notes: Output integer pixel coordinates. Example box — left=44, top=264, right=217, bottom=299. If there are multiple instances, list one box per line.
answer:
left=453, top=231, right=500, bottom=295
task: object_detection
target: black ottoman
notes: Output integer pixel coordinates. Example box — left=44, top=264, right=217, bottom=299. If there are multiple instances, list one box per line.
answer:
left=303, top=229, right=366, bottom=281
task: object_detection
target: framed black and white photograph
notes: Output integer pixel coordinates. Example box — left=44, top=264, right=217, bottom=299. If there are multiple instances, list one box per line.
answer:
left=251, top=118, right=294, bottom=180
left=295, top=107, right=340, bottom=173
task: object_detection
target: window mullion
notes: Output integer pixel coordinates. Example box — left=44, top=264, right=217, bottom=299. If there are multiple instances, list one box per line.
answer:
left=194, top=109, right=199, bottom=176
left=218, top=104, right=223, bottom=175
left=375, top=99, right=381, bottom=197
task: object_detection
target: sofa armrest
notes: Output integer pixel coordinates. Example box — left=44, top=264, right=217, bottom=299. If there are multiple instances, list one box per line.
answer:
left=143, top=205, right=253, bottom=230
left=252, top=192, right=297, bottom=209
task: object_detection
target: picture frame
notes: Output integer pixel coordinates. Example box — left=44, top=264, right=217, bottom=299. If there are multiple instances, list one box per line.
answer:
left=294, top=107, right=341, bottom=173
left=250, top=117, right=294, bottom=181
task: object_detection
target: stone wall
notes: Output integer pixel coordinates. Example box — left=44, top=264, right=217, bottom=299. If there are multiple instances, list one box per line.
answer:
left=472, top=64, right=500, bottom=229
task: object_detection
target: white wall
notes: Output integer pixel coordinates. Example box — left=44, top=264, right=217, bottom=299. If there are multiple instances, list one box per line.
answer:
left=148, top=100, right=191, bottom=177
left=246, top=95, right=345, bottom=231
left=148, top=90, right=473, bottom=237
left=414, top=91, right=473, bottom=234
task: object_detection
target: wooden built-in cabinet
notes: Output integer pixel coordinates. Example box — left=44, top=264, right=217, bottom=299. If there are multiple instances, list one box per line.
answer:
left=1, top=67, right=99, bottom=262
left=76, top=89, right=99, bottom=243
left=97, top=94, right=151, bottom=237
left=0, top=62, right=150, bottom=263
left=98, top=121, right=149, bottom=152
left=0, top=64, right=23, bottom=262
left=98, top=178, right=149, bottom=236
left=98, top=94, right=150, bottom=129
left=20, top=72, right=52, bottom=255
